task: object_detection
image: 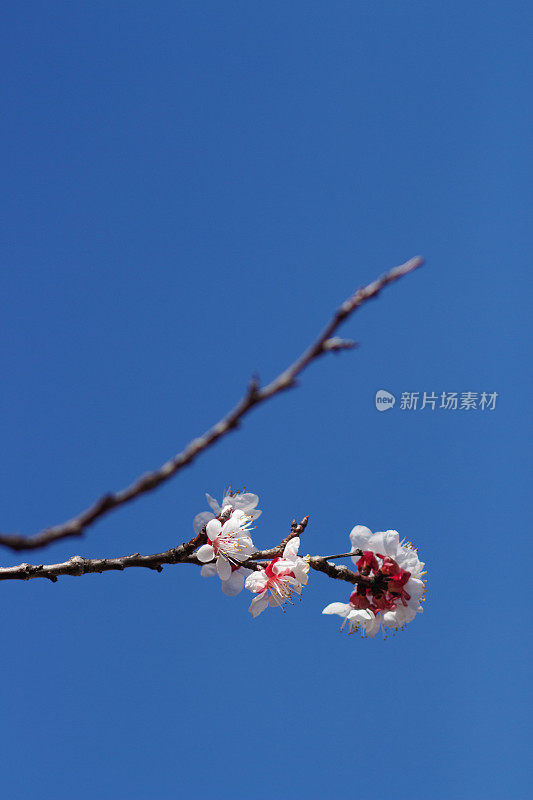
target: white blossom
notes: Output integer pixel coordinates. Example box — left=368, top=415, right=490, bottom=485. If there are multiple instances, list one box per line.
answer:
left=323, top=525, right=426, bottom=637
left=245, top=537, right=309, bottom=618
left=196, top=509, right=256, bottom=581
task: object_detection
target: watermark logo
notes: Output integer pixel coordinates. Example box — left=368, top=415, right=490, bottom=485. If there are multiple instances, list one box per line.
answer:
left=374, top=390, right=498, bottom=412
left=375, top=389, right=396, bottom=411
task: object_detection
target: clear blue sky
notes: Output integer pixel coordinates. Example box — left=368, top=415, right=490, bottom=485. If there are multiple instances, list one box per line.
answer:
left=1, top=2, right=531, bottom=798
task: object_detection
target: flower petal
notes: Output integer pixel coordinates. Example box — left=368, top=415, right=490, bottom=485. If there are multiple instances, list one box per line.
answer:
left=200, top=563, right=217, bottom=577
left=291, top=558, right=309, bottom=584
left=405, top=577, right=425, bottom=601
left=268, top=592, right=283, bottom=607
left=351, top=609, right=381, bottom=637
left=245, top=571, right=268, bottom=593
left=249, top=592, right=269, bottom=617
left=206, top=493, right=221, bottom=514
left=382, top=609, right=402, bottom=628
left=206, top=519, right=222, bottom=540
left=349, top=525, right=373, bottom=557
left=196, top=544, right=215, bottom=563
left=369, top=530, right=400, bottom=557
left=283, top=537, right=300, bottom=559
left=272, top=559, right=292, bottom=576
left=322, top=602, right=351, bottom=617
left=221, top=571, right=245, bottom=596
left=397, top=547, right=424, bottom=575
left=216, top=555, right=232, bottom=581
left=193, top=511, right=215, bottom=535
left=365, top=618, right=381, bottom=638
left=223, top=492, right=259, bottom=511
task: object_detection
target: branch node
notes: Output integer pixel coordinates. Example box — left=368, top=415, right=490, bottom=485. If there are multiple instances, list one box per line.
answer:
left=322, top=337, right=358, bottom=353
left=247, top=374, right=261, bottom=400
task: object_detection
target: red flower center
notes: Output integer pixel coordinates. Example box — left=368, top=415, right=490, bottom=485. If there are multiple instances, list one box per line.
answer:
left=264, top=557, right=294, bottom=583
left=350, top=554, right=411, bottom=613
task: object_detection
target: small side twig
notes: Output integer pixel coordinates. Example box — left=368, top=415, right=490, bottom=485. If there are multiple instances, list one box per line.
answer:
left=248, top=515, right=309, bottom=561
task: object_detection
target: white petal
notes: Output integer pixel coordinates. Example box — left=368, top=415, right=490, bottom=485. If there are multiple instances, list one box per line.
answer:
left=200, top=563, right=217, bottom=577
left=245, top=571, right=268, bottom=592
left=349, top=525, right=373, bottom=555
left=272, top=559, right=291, bottom=575
left=283, top=537, right=300, bottom=559
left=382, top=610, right=402, bottom=628
left=249, top=509, right=262, bottom=520
left=398, top=548, right=423, bottom=574
left=370, top=530, right=400, bottom=557
left=216, top=555, right=232, bottom=581
left=291, top=558, right=309, bottom=584
left=268, top=592, right=283, bottom=607
left=193, top=511, right=215, bottom=534
left=206, top=519, right=222, bottom=541
left=196, top=544, right=215, bottom=563
left=396, top=604, right=419, bottom=623
left=221, top=571, right=245, bottom=596
left=249, top=592, right=269, bottom=617
left=224, top=492, right=259, bottom=511
left=206, top=493, right=221, bottom=514
left=365, top=618, right=381, bottom=638
left=322, top=602, right=350, bottom=617
left=405, top=577, right=425, bottom=600
left=351, top=609, right=381, bottom=637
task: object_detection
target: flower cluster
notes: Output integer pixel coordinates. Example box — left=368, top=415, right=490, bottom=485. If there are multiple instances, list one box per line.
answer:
left=323, top=525, right=425, bottom=637
left=194, top=491, right=425, bottom=637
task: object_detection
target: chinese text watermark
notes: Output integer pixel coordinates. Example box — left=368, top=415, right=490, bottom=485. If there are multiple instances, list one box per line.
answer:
left=375, top=390, right=498, bottom=412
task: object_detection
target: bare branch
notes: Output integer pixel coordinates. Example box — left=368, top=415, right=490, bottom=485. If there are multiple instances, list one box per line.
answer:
left=0, top=256, right=423, bottom=552
left=0, top=547, right=196, bottom=583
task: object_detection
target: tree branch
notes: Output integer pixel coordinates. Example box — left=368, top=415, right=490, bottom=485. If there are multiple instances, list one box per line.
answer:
left=0, top=255, right=423, bottom=552
left=0, top=516, right=361, bottom=585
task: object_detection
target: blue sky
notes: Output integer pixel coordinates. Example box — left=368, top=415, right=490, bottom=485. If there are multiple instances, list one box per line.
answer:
left=1, top=2, right=531, bottom=798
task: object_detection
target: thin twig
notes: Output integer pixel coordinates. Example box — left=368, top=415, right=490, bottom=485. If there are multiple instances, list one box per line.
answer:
left=0, top=256, right=423, bottom=552
left=321, top=551, right=361, bottom=560
left=308, top=556, right=361, bottom=585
